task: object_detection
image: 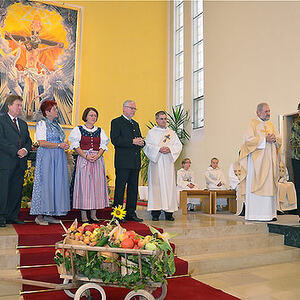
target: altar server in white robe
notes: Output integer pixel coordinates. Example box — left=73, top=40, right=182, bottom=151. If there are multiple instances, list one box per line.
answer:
left=239, top=103, right=282, bottom=221
left=277, top=165, right=297, bottom=212
left=177, top=158, right=200, bottom=211
left=143, top=111, right=182, bottom=221
left=229, top=161, right=240, bottom=191
left=205, top=158, right=227, bottom=210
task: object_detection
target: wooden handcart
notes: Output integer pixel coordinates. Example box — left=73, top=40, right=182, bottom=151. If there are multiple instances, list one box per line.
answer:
left=54, top=240, right=168, bottom=300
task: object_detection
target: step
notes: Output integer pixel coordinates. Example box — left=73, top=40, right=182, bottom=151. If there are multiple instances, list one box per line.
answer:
left=174, top=233, right=284, bottom=256
left=169, top=223, right=268, bottom=240
left=0, top=269, right=21, bottom=297
left=181, top=245, right=300, bottom=275
left=0, top=235, right=18, bottom=249
left=0, top=248, right=20, bottom=269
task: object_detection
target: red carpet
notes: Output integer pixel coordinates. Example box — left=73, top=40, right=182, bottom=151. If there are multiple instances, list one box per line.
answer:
left=15, top=209, right=239, bottom=300
left=18, top=208, right=113, bottom=222
left=22, top=276, right=240, bottom=300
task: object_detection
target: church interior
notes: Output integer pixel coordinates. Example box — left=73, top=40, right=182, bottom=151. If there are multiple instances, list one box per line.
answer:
left=1, top=0, right=300, bottom=299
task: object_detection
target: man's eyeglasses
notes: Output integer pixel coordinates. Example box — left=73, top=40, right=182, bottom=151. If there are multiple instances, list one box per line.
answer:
left=125, top=106, right=137, bottom=111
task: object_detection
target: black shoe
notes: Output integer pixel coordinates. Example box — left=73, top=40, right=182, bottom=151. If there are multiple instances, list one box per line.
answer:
left=88, top=218, right=100, bottom=224
left=0, top=220, right=6, bottom=227
left=277, top=210, right=285, bottom=215
left=271, top=218, right=277, bottom=222
left=6, top=219, right=25, bottom=224
left=152, top=216, right=159, bottom=221
left=166, top=216, right=175, bottom=221
left=238, top=204, right=245, bottom=216
left=126, top=215, right=143, bottom=222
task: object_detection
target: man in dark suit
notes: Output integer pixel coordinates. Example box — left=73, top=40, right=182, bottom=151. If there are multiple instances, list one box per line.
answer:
left=0, top=95, right=32, bottom=227
left=111, top=100, right=144, bottom=222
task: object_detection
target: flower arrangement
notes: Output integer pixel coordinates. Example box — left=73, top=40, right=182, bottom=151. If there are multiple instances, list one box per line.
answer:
left=21, top=164, right=35, bottom=208
left=54, top=207, right=176, bottom=290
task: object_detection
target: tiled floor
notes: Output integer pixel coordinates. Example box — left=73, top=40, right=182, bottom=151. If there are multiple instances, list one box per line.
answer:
left=195, top=261, right=300, bottom=300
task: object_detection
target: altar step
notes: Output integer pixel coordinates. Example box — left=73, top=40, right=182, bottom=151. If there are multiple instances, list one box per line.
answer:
left=168, top=222, right=300, bottom=276
left=0, top=268, right=21, bottom=298
left=0, top=234, right=18, bottom=249
left=174, top=233, right=284, bottom=256
left=168, top=222, right=268, bottom=240
left=183, top=245, right=300, bottom=276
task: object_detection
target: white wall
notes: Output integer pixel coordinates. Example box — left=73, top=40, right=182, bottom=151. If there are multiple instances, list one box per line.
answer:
left=184, top=1, right=300, bottom=187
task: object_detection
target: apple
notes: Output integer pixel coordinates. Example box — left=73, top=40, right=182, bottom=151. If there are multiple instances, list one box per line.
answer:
left=119, top=233, right=129, bottom=242
left=84, top=225, right=94, bottom=233
left=145, top=243, right=157, bottom=251
left=138, top=239, right=146, bottom=249
left=121, top=238, right=135, bottom=249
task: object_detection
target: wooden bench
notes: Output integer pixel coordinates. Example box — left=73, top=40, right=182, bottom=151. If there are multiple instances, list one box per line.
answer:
left=180, top=189, right=237, bottom=215
left=180, top=190, right=211, bottom=215
left=210, top=190, right=237, bottom=214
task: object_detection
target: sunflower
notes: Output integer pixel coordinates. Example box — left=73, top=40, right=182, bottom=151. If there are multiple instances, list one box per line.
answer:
left=111, top=205, right=126, bottom=220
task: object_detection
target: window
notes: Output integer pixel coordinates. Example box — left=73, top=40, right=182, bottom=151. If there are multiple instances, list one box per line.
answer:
left=174, top=1, right=184, bottom=107
left=192, top=0, right=204, bottom=129
left=171, top=0, right=204, bottom=129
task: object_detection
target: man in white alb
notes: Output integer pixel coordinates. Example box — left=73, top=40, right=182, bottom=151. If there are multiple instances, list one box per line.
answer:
left=239, top=103, right=282, bottom=221
left=143, top=111, right=182, bottom=221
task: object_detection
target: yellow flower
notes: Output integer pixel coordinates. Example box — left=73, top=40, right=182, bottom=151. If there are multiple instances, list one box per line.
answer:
left=111, top=205, right=126, bottom=220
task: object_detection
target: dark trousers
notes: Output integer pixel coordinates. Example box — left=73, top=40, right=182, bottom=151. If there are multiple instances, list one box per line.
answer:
left=113, top=168, right=139, bottom=217
left=292, top=159, right=300, bottom=216
left=151, top=210, right=173, bottom=219
left=0, top=161, right=24, bottom=221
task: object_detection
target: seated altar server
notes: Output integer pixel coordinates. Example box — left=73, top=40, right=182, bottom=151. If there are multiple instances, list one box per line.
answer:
left=177, top=158, right=200, bottom=211
left=277, top=165, right=297, bottom=212
left=205, top=157, right=227, bottom=210
left=143, top=111, right=182, bottom=221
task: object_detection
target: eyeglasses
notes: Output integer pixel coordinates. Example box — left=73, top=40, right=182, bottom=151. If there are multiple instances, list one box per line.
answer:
left=125, top=106, right=137, bottom=111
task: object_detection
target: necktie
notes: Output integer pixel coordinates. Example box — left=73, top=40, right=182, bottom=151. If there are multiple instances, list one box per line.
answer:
left=13, top=118, right=19, bottom=131
left=13, top=118, right=22, bottom=149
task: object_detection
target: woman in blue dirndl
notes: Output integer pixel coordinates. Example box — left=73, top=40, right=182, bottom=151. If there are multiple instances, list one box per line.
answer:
left=30, top=101, right=70, bottom=225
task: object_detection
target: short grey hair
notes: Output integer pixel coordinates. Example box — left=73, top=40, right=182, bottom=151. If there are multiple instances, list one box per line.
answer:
left=257, top=102, right=269, bottom=112
left=123, top=100, right=135, bottom=107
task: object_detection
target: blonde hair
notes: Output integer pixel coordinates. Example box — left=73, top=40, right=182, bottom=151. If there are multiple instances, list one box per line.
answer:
left=182, top=158, right=191, bottom=165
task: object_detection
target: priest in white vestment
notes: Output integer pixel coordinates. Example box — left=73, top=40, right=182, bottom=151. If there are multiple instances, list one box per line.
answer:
left=239, top=103, right=282, bottom=221
left=277, top=165, right=297, bottom=212
left=177, top=158, right=200, bottom=211
left=143, top=111, right=182, bottom=221
left=205, top=158, right=227, bottom=210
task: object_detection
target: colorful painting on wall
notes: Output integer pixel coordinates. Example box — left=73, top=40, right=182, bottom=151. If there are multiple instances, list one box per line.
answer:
left=0, top=0, right=81, bottom=126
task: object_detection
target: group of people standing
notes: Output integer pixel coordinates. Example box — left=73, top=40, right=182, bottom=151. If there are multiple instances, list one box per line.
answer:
left=0, top=96, right=183, bottom=227
left=1, top=95, right=299, bottom=228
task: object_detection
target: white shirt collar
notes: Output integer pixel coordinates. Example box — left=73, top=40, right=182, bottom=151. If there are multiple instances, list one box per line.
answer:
left=8, top=113, right=17, bottom=121
left=122, top=114, right=131, bottom=121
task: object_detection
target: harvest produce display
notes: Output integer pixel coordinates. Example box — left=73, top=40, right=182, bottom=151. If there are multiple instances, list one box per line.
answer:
left=54, top=207, right=175, bottom=292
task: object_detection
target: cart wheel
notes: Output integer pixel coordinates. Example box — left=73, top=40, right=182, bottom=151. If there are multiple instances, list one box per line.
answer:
left=63, top=278, right=75, bottom=298
left=74, top=283, right=106, bottom=300
left=154, top=282, right=167, bottom=300
left=124, top=289, right=155, bottom=300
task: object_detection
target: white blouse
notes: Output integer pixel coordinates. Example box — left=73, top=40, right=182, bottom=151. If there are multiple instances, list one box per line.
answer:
left=68, top=125, right=109, bottom=151
left=35, top=120, right=64, bottom=141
